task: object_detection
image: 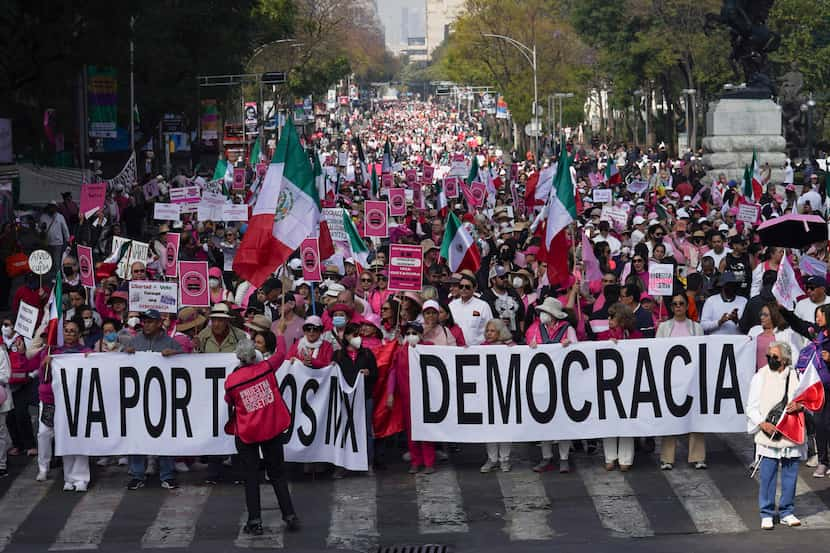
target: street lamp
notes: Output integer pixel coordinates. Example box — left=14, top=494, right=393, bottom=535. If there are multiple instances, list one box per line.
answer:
left=481, top=33, right=538, bottom=155
left=681, top=88, right=696, bottom=153
left=800, top=94, right=817, bottom=161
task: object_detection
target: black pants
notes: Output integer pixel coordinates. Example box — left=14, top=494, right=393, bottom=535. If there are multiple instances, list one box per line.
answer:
left=236, top=436, right=295, bottom=523
left=7, top=382, right=36, bottom=450
left=814, top=388, right=830, bottom=465
left=0, top=261, right=10, bottom=310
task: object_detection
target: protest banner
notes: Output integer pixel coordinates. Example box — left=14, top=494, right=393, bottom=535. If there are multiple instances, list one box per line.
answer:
left=77, top=245, right=95, bottom=288
left=322, top=208, right=347, bottom=241
left=169, top=186, right=201, bottom=204
left=79, top=183, right=107, bottom=218
left=221, top=204, right=249, bottom=222
left=444, top=177, right=459, bottom=199
left=232, top=167, right=246, bottom=190
left=14, top=301, right=38, bottom=339
left=153, top=203, right=181, bottom=221
left=164, top=233, right=180, bottom=278
left=737, top=203, right=760, bottom=224
left=364, top=200, right=388, bottom=238
left=300, top=238, right=322, bottom=282
left=648, top=263, right=675, bottom=297
left=408, top=337, right=754, bottom=443
left=592, top=188, right=613, bottom=203
left=388, top=188, right=407, bottom=216
left=178, top=261, right=209, bottom=307
left=129, top=281, right=178, bottom=314
left=423, top=165, right=434, bottom=182
left=388, top=244, right=423, bottom=292
left=51, top=354, right=368, bottom=470
left=468, top=181, right=487, bottom=208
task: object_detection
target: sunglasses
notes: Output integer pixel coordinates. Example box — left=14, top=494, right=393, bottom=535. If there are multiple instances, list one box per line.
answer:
left=654, top=233, right=664, bottom=238
left=405, top=332, right=420, bottom=336
left=671, top=302, right=686, bottom=307
left=376, top=275, right=388, bottom=280
left=303, top=325, right=323, bottom=332
left=360, top=278, right=373, bottom=283
left=633, top=258, right=645, bottom=263
left=459, top=284, right=475, bottom=290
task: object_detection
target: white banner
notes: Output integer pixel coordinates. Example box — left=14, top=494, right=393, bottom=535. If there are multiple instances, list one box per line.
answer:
left=153, top=203, right=181, bottom=221
left=409, top=337, right=754, bottom=443
left=50, top=354, right=368, bottom=470
left=14, top=301, right=38, bottom=339
left=128, top=281, right=178, bottom=313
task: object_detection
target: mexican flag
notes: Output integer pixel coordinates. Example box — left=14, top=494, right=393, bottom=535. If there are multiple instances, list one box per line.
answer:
left=439, top=211, right=481, bottom=272
left=212, top=158, right=227, bottom=181
left=743, top=149, right=763, bottom=201
left=342, top=211, right=370, bottom=269
left=353, top=137, right=371, bottom=190
left=96, top=240, right=131, bottom=279
left=605, top=157, right=621, bottom=185
left=775, top=353, right=825, bottom=444
left=466, top=154, right=480, bottom=185
left=46, top=270, right=64, bottom=347
left=312, top=150, right=326, bottom=204
left=233, top=121, right=320, bottom=287
left=248, top=136, right=262, bottom=167
left=541, top=144, right=576, bottom=286
left=436, top=181, right=449, bottom=218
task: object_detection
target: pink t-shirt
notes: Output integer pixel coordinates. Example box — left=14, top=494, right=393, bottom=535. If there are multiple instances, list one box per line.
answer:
left=670, top=320, right=690, bottom=337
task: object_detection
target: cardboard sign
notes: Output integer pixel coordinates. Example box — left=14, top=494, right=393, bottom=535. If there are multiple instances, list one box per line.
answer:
left=179, top=261, right=210, bottom=307
left=364, top=201, right=388, bottom=238
left=388, top=244, right=423, bottom=292
left=222, top=204, right=249, bottom=221
left=444, top=177, right=459, bottom=199
left=129, top=281, right=179, bottom=314
left=423, top=165, right=435, bottom=182
left=111, top=237, right=132, bottom=279
left=300, top=238, right=322, bottom=282
left=232, top=167, right=246, bottom=190
left=321, top=208, right=347, bottom=242
left=164, top=233, right=180, bottom=278
left=169, top=186, right=201, bottom=204
left=28, top=250, right=52, bottom=275
left=389, top=188, right=407, bottom=216
left=153, top=203, right=181, bottom=221
left=405, top=169, right=417, bottom=187
left=627, top=179, right=649, bottom=194
left=469, top=181, right=487, bottom=208
left=14, top=301, right=38, bottom=339
left=77, top=245, right=95, bottom=288
left=648, top=263, right=675, bottom=297
left=600, top=205, right=628, bottom=231
left=79, top=182, right=107, bottom=218
left=338, top=152, right=348, bottom=167
left=737, top=203, right=759, bottom=224
left=256, top=162, right=267, bottom=178
left=592, top=188, right=612, bottom=203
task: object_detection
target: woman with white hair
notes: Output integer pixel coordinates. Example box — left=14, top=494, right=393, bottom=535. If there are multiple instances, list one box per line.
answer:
left=224, top=338, right=299, bottom=535
left=747, top=340, right=806, bottom=530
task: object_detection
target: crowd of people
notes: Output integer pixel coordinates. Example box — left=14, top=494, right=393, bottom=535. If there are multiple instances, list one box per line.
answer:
left=0, top=100, right=828, bottom=530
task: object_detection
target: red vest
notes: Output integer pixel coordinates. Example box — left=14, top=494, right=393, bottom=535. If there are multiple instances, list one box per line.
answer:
left=224, top=358, right=290, bottom=444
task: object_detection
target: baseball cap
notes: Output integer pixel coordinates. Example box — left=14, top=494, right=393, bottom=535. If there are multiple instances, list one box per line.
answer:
left=806, top=275, right=828, bottom=289
left=422, top=299, right=441, bottom=313
left=632, top=215, right=645, bottom=225
left=488, top=265, right=508, bottom=280
left=141, top=309, right=162, bottom=320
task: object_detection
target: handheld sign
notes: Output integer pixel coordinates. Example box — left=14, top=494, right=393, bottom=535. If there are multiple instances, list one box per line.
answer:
left=164, top=233, right=180, bottom=278
left=77, top=245, right=95, bottom=288
left=422, top=165, right=435, bottom=182
left=648, top=263, right=675, bottom=297
left=388, top=244, right=423, bottom=292
left=153, top=203, right=181, bottom=221
left=444, top=177, right=459, bottom=199
left=79, top=183, right=107, bottom=218
left=388, top=188, right=407, bottom=217
left=592, top=188, right=613, bottom=203
left=28, top=250, right=52, bottom=275
left=179, top=261, right=209, bottom=307
left=232, top=167, right=246, bottom=190
left=405, top=169, right=417, bottom=187
left=14, top=301, right=38, bottom=339
left=364, top=201, right=388, bottom=237
left=129, top=281, right=179, bottom=314
left=469, top=181, right=487, bottom=208
left=300, top=238, right=322, bottom=282
left=737, top=203, right=759, bottom=224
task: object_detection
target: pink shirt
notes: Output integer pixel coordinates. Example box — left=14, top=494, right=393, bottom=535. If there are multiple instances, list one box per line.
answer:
left=669, top=319, right=691, bottom=337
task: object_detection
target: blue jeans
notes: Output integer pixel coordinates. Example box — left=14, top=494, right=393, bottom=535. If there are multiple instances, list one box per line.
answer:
left=759, top=456, right=799, bottom=519
left=129, top=455, right=175, bottom=482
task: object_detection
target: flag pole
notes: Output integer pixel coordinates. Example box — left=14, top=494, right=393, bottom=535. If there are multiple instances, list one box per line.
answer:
left=310, top=282, right=316, bottom=316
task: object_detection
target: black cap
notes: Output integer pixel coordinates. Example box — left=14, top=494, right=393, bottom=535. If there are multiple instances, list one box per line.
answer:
left=141, top=309, right=162, bottom=320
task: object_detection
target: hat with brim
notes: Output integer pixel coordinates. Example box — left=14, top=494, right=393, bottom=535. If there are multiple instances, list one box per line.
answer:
left=327, top=303, right=354, bottom=317
left=244, top=314, right=272, bottom=333
left=209, top=303, right=233, bottom=319
left=107, top=290, right=128, bottom=304
left=403, top=291, right=424, bottom=305
left=536, top=297, right=568, bottom=320
left=176, top=307, right=207, bottom=332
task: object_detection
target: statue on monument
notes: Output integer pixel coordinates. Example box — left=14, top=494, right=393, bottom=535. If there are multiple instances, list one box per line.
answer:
left=707, top=0, right=781, bottom=98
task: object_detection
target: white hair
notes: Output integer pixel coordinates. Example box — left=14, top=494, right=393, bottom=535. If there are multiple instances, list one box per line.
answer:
left=768, top=341, right=792, bottom=366
left=235, top=338, right=258, bottom=365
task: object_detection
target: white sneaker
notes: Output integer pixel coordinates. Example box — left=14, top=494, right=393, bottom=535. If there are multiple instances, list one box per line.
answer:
left=63, top=482, right=75, bottom=491
left=500, top=461, right=512, bottom=472
left=480, top=460, right=497, bottom=473
left=117, top=457, right=128, bottom=466
left=145, top=458, right=158, bottom=475
left=174, top=462, right=190, bottom=473
left=780, top=514, right=801, bottom=527
left=806, top=454, right=819, bottom=468
left=35, top=470, right=47, bottom=482
left=74, top=482, right=88, bottom=492
left=761, top=517, right=774, bottom=530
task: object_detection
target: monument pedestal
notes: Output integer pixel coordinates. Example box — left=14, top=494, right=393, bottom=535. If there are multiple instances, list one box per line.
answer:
left=702, top=98, right=786, bottom=184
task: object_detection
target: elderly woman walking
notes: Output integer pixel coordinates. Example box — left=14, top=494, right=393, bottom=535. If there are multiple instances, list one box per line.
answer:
left=747, top=341, right=807, bottom=530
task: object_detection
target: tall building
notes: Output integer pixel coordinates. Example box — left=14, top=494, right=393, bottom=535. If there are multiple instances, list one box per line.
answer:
left=426, top=0, right=464, bottom=58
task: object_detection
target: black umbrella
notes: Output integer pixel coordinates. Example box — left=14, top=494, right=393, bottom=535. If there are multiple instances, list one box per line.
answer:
left=757, top=213, right=828, bottom=248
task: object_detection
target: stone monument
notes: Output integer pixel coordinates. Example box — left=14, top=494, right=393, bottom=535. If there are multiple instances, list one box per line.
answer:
left=702, top=0, right=786, bottom=183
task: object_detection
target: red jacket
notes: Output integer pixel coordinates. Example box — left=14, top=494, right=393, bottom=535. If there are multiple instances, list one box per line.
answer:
left=224, top=343, right=289, bottom=444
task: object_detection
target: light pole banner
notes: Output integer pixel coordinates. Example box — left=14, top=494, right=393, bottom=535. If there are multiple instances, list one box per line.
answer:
left=50, top=354, right=368, bottom=471
left=408, top=336, right=755, bottom=443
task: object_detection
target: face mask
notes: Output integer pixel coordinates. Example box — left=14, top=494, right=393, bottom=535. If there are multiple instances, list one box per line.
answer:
left=83, top=318, right=93, bottom=329
left=104, top=331, right=118, bottom=342
left=348, top=336, right=362, bottom=349
left=405, top=334, right=421, bottom=346
left=539, top=312, right=553, bottom=325
left=767, top=355, right=782, bottom=371
left=1, top=325, right=12, bottom=338
left=512, top=277, right=524, bottom=289
left=332, top=315, right=347, bottom=328
left=209, top=278, right=220, bottom=288
left=127, top=317, right=140, bottom=329
left=63, top=266, right=75, bottom=276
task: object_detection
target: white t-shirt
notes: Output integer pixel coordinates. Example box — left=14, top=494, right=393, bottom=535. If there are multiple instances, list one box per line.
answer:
left=449, top=296, right=494, bottom=346
left=794, top=295, right=830, bottom=324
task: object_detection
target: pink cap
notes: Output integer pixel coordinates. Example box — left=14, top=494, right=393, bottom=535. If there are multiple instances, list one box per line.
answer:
left=208, top=267, right=222, bottom=279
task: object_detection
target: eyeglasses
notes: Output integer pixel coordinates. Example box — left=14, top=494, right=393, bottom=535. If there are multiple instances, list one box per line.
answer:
left=302, top=325, right=323, bottom=332
left=459, top=284, right=475, bottom=290
left=376, top=275, right=388, bottom=281
left=671, top=302, right=686, bottom=307
left=654, top=233, right=664, bottom=238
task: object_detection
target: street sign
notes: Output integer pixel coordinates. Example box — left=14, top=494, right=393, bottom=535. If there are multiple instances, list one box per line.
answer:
left=28, top=250, right=52, bottom=275
left=261, top=72, right=287, bottom=85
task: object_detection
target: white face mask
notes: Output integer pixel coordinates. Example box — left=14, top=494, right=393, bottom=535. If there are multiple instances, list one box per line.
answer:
left=348, top=336, right=362, bottom=349
left=127, top=317, right=140, bottom=329
left=83, top=318, right=93, bottom=329
left=512, top=277, right=524, bottom=289
left=209, top=278, right=220, bottom=288
left=405, top=334, right=421, bottom=346
left=539, top=312, right=553, bottom=325
left=1, top=325, right=12, bottom=338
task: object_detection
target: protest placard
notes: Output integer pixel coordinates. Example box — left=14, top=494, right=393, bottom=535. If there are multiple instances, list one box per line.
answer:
left=388, top=244, right=423, bottom=292
left=169, top=186, right=201, bottom=204
left=222, top=204, right=249, bottom=221
left=179, top=261, right=209, bottom=307
left=388, top=188, right=407, bottom=216
left=79, top=183, right=107, bottom=218
left=164, top=233, right=180, bottom=277
left=128, top=281, right=178, bottom=313
left=77, top=245, right=95, bottom=288
left=648, top=263, right=675, bottom=297
left=300, top=238, right=322, bottom=282
left=153, top=203, right=181, bottom=221
left=364, top=201, right=388, bottom=237
left=232, top=167, right=245, bottom=190
left=14, top=301, right=38, bottom=339
left=592, top=188, right=613, bottom=203
left=737, top=203, right=759, bottom=224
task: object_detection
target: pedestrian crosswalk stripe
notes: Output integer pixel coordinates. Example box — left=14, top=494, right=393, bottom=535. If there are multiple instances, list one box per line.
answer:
left=50, top=474, right=127, bottom=550
left=0, top=464, right=53, bottom=552
left=234, top=484, right=284, bottom=549
left=415, top=467, right=468, bottom=534
left=662, top=466, right=748, bottom=533
left=327, top=477, right=378, bottom=550
left=496, top=470, right=554, bottom=541
left=574, top=456, right=654, bottom=537
left=140, top=485, right=212, bottom=548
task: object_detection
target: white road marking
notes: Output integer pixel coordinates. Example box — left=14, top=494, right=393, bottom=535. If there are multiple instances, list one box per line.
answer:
left=234, top=484, right=285, bottom=549
left=50, top=476, right=126, bottom=550
left=0, top=464, right=53, bottom=551
left=327, top=477, right=378, bottom=550
left=415, top=467, right=468, bottom=534
left=141, top=486, right=212, bottom=548
left=662, top=466, right=747, bottom=533
left=496, top=470, right=554, bottom=540
left=575, top=457, right=653, bottom=537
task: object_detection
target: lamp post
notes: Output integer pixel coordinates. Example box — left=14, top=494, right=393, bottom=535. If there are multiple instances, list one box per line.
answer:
left=482, top=33, right=537, bottom=156
left=681, top=88, right=696, bottom=153
left=800, top=94, right=817, bottom=161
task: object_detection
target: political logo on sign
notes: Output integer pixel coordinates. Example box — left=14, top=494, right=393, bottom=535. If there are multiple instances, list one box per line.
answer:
left=381, top=173, right=393, bottom=189
left=256, top=162, right=267, bottom=178
left=77, top=245, right=95, bottom=288
left=423, top=165, right=435, bottom=182
left=405, top=169, right=417, bottom=187
left=364, top=201, right=388, bottom=237
left=469, top=182, right=487, bottom=207
left=444, top=177, right=459, bottom=199
left=300, top=238, right=322, bottom=282
left=233, top=167, right=246, bottom=190
left=164, top=233, right=180, bottom=278
left=179, top=261, right=209, bottom=307
left=648, top=263, right=675, bottom=297
left=28, top=250, right=52, bottom=275
left=389, top=188, right=407, bottom=217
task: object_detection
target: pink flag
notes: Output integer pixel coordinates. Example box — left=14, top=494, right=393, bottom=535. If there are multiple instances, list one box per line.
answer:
left=581, top=232, right=603, bottom=282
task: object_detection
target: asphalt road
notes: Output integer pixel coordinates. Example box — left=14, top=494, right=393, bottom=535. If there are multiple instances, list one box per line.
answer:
left=0, top=433, right=828, bottom=552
